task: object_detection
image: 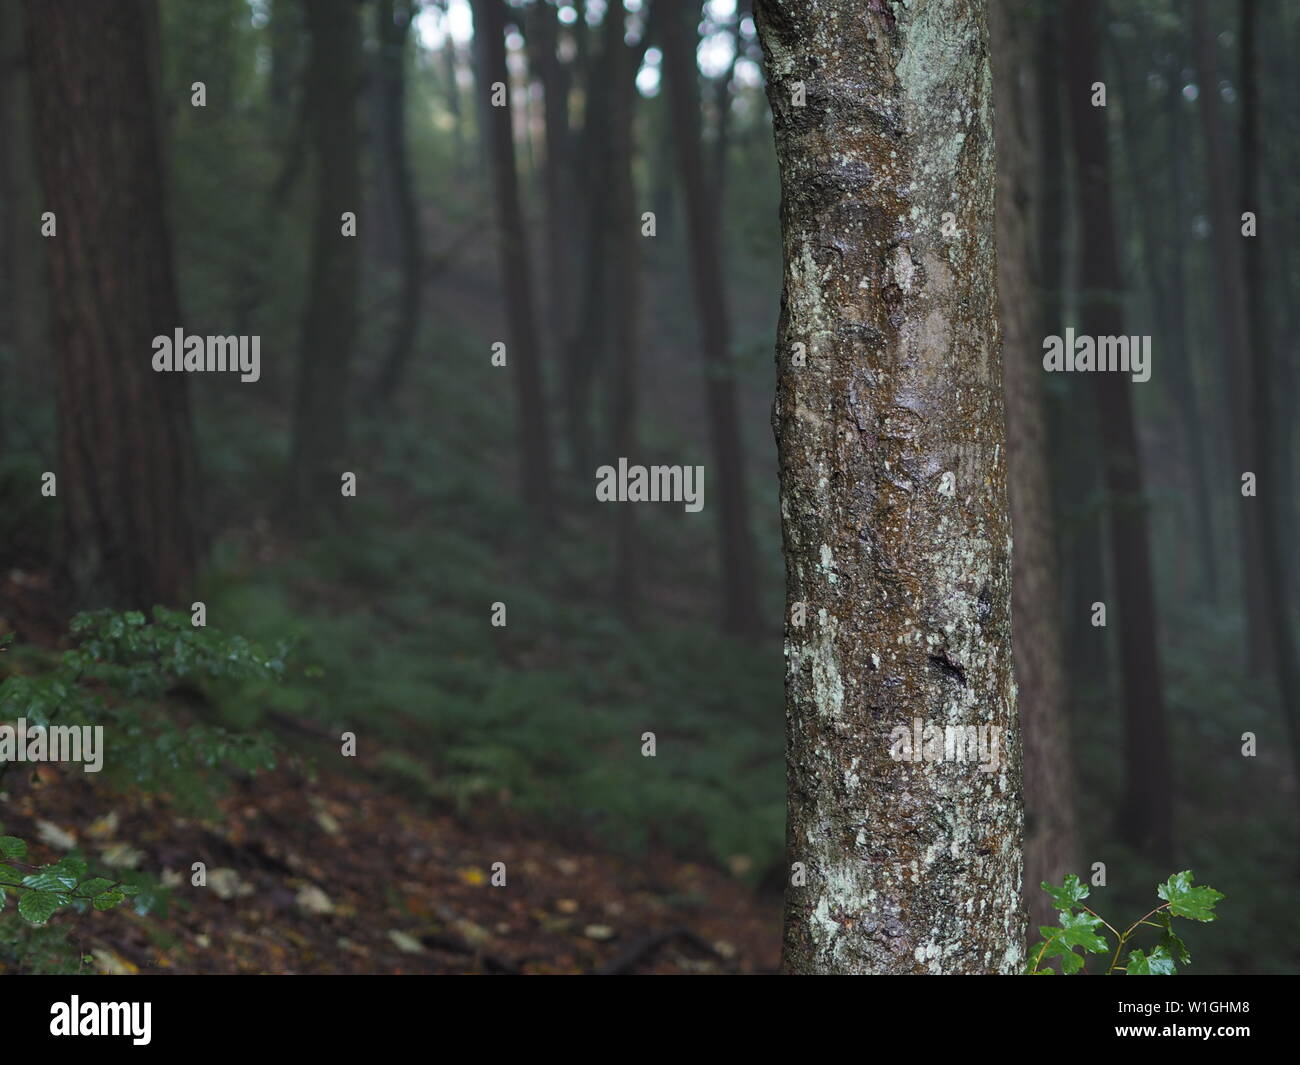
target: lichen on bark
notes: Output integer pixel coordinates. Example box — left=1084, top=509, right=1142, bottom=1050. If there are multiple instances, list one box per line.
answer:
left=755, top=0, right=1024, bottom=974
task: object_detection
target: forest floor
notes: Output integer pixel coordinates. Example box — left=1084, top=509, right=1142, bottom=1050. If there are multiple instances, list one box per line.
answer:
left=2, top=754, right=782, bottom=975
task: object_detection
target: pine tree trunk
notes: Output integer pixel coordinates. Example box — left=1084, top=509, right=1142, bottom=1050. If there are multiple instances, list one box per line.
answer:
left=1191, top=0, right=1269, bottom=670
left=1064, top=0, right=1173, bottom=860
left=1240, top=0, right=1300, bottom=865
left=24, top=0, right=199, bottom=609
left=756, top=0, right=1024, bottom=973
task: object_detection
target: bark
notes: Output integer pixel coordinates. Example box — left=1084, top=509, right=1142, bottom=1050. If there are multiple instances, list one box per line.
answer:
left=1191, top=0, right=1268, bottom=668
left=1064, top=0, right=1172, bottom=859
left=756, top=0, right=1024, bottom=973
left=286, top=0, right=362, bottom=520
left=663, top=0, right=760, bottom=637
left=370, top=0, right=424, bottom=404
left=990, top=0, right=1077, bottom=936
left=23, top=0, right=199, bottom=609
left=472, top=0, right=555, bottom=519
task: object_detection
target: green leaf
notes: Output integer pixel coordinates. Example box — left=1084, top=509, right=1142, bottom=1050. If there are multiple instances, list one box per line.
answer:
left=1155, top=910, right=1191, bottom=965
left=0, top=863, right=25, bottom=886
left=1057, top=910, right=1109, bottom=954
left=1127, top=946, right=1176, bottom=975
left=76, top=877, right=116, bottom=897
left=0, top=836, right=27, bottom=859
left=23, top=871, right=68, bottom=892
left=1041, top=874, right=1089, bottom=912
left=1157, top=871, right=1224, bottom=922
left=18, top=890, right=62, bottom=924
left=55, top=857, right=88, bottom=881
left=1034, top=930, right=1087, bottom=974
left=92, top=890, right=126, bottom=911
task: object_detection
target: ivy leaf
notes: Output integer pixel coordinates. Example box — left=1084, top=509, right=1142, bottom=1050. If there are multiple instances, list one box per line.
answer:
left=1155, top=910, right=1191, bottom=965
left=18, top=890, right=62, bottom=924
left=1034, top=930, right=1087, bottom=974
left=0, top=836, right=27, bottom=859
left=1057, top=910, right=1109, bottom=954
left=1127, top=946, right=1176, bottom=975
left=1041, top=874, right=1089, bottom=912
left=1157, top=871, right=1224, bottom=922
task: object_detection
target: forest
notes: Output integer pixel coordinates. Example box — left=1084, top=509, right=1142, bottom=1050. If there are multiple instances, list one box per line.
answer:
left=0, top=0, right=1294, bottom=978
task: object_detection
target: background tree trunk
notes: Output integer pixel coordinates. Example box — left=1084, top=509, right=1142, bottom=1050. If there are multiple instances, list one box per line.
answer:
left=1240, top=0, right=1300, bottom=864
left=990, top=0, right=1078, bottom=935
left=663, top=0, right=759, bottom=637
left=1190, top=0, right=1268, bottom=670
left=370, top=0, right=424, bottom=404
left=24, top=0, right=199, bottom=609
left=286, top=0, right=362, bottom=520
left=757, top=0, right=1024, bottom=973
left=472, top=0, right=555, bottom=520
left=1064, top=0, right=1173, bottom=860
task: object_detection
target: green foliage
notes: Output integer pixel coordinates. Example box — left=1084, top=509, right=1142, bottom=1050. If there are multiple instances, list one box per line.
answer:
left=0, top=836, right=168, bottom=974
left=1026, top=872, right=1224, bottom=974
left=0, top=607, right=282, bottom=810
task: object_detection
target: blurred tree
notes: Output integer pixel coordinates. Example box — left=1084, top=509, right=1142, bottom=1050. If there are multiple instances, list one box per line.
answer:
left=990, top=0, right=1078, bottom=935
left=1240, top=0, right=1300, bottom=864
left=526, top=0, right=575, bottom=350
left=472, top=0, right=555, bottom=520
left=286, top=0, right=362, bottom=520
left=370, top=0, right=425, bottom=404
left=663, top=0, right=758, bottom=637
left=606, top=1, right=650, bottom=619
left=23, top=0, right=199, bottom=609
left=1191, top=0, right=1267, bottom=669
left=1064, top=0, right=1172, bottom=859
left=757, top=0, right=1023, bottom=972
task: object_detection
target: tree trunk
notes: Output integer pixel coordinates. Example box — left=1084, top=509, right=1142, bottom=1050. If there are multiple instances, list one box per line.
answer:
left=370, top=0, right=424, bottom=404
left=472, top=0, right=555, bottom=520
left=1191, top=0, right=1268, bottom=670
left=663, top=0, right=760, bottom=638
left=606, top=5, right=646, bottom=620
left=756, top=0, right=1024, bottom=973
left=1240, top=0, right=1300, bottom=865
left=990, top=0, right=1077, bottom=936
left=564, top=24, right=616, bottom=478
left=268, top=0, right=301, bottom=143
left=24, top=0, right=199, bottom=609
left=1064, top=0, right=1173, bottom=860
left=528, top=0, right=573, bottom=350
left=286, top=0, right=362, bottom=521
